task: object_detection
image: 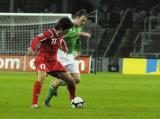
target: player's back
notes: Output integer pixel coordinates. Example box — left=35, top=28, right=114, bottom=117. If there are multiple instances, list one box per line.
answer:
left=35, top=29, right=63, bottom=61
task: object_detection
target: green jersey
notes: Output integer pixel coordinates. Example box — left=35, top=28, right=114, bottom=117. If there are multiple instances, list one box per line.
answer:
left=65, top=26, right=83, bottom=54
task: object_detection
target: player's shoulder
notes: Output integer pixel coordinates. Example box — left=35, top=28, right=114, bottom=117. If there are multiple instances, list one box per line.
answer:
left=47, top=28, right=56, bottom=33
left=69, top=26, right=82, bottom=33
left=46, top=28, right=57, bottom=37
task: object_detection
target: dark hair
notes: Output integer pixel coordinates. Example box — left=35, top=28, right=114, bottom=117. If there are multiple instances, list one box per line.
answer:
left=55, top=17, right=73, bottom=30
left=75, top=9, right=88, bottom=17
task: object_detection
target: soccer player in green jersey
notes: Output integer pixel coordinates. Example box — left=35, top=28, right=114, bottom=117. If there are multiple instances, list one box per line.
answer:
left=44, top=9, right=91, bottom=106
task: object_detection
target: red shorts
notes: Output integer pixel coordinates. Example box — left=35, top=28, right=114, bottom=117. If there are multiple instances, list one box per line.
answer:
left=34, top=56, right=67, bottom=73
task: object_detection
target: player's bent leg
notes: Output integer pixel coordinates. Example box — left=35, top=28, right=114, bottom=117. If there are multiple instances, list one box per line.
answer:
left=51, top=63, right=80, bottom=88
left=32, top=71, right=46, bottom=108
left=44, top=78, right=70, bottom=106
left=50, top=80, right=58, bottom=97
left=49, top=79, right=67, bottom=96
left=44, top=80, right=59, bottom=107
left=46, top=72, right=80, bottom=103
left=57, top=72, right=76, bottom=100
left=44, top=71, right=75, bottom=106
left=44, top=71, right=76, bottom=107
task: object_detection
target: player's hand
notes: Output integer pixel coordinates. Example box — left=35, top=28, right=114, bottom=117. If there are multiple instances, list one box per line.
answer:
left=27, top=47, right=34, bottom=55
left=84, top=32, right=91, bottom=38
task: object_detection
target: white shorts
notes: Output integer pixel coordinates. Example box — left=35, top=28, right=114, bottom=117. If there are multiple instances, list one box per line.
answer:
left=57, top=50, right=80, bottom=73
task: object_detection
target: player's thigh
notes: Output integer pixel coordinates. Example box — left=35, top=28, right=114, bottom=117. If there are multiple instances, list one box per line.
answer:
left=60, top=72, right=73, bottom=81
left=48, top=71, right=73, bottom=83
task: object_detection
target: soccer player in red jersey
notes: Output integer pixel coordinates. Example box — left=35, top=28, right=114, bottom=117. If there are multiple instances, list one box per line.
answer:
left=27, top=17, right=74, bottom=108
left=44, top=9, right=91, bottom=107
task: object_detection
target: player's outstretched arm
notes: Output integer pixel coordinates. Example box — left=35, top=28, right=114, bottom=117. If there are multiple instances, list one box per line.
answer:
left=77, top=32, right=91, bottom=38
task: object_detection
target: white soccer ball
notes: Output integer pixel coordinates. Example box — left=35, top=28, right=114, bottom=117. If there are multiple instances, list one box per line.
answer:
left=71, top=96, right=84, bottom=108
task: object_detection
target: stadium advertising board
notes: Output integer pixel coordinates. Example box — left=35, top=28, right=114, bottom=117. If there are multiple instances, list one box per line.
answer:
left=123, top=58, right=160, bottom=75
left=0, top=56, right=23, bottom=71
left=0, top=56, right=91, bottom=73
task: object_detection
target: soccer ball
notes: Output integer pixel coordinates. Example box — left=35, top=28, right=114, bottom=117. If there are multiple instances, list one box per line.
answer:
left=71, top=96, right=84, bottom=108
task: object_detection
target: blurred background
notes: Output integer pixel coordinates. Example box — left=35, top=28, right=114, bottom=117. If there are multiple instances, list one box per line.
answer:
left=1, top=0, right=160, bottom=73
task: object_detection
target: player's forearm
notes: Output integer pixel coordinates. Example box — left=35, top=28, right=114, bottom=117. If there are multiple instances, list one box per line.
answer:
left=30, top=36, right=41, bottom=51
left=78, top=32, right=91, bottom=38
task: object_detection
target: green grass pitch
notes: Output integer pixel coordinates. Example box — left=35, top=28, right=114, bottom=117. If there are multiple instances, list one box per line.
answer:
left=0, top=72, right=160, bottom=119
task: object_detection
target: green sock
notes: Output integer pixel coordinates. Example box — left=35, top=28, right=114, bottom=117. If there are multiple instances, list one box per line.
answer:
left=45, top=80, right=66, bottom=103
left=45, top=87, right=54, bottom=103
left=59, top=80, right=67, bottom=86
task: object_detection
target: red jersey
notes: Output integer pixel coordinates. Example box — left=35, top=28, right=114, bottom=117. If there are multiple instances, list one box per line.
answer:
left=31, top=29, right=68, bottom=61
left=30, top=29, right=68, bottom=72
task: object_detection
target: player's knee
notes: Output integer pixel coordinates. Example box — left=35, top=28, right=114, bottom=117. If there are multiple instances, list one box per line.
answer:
left=75, top=78, right=80, bottom=84
left=72, top=74, right=80, bottom=84
left=51, top=79, right=61, bottom=88
left=67, top=77, right=75, bottom=85
left=38, top=76, right=45, bottom=83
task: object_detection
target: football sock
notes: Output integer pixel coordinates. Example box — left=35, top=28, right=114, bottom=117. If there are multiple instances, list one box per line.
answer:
left=67, top=84, right=76, bottom=100
left=45, top=86, right=55, bottom=103
left=59, top=80, right=67, bottom=86
left=32, top=80, right=43, bottom=105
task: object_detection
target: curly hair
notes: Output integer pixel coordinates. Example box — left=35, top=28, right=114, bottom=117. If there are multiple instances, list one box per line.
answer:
left=55, top=17, right=73, bottom=30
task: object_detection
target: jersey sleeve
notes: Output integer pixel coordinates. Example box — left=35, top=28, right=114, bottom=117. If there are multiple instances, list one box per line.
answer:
left=30, top=30, right=53, bottom=51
